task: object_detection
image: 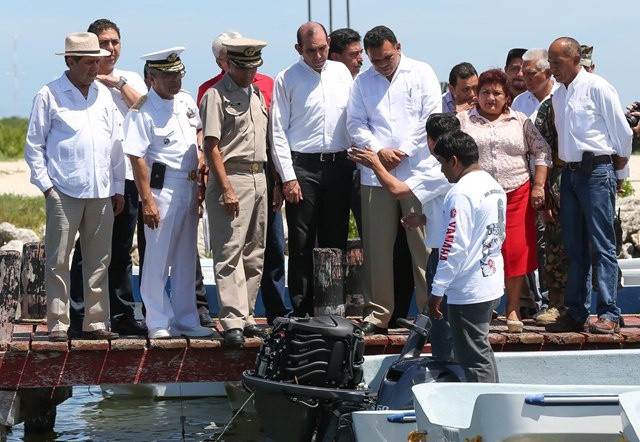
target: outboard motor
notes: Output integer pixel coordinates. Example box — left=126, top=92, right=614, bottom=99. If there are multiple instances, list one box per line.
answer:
left=376, top=314, right=465, bottom=410
left=243, top=315, right=374, bottom=442
left=242, top=313, right=465, bottom=441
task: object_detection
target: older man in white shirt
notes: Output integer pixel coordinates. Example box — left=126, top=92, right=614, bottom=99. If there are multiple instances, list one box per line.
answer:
left=347, top=25, right=442, bottom=335
left=271, top=22, right=354, bottom=317
left=511, top=48, right=558, bottom=121
left=545, top=37, right=632, bottom=335
left=24, top=32, right=125, bottom=342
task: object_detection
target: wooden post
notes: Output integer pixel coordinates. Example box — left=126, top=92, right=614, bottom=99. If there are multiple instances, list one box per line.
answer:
left=313, top=248, right=345, bottom=317
left=344, top=239, right=364, bottom=317
left=0, top=250, right=20, bottom=345
left=19, top=242, right=46, bottom=321
left=19, top=387, right=72, bottom=434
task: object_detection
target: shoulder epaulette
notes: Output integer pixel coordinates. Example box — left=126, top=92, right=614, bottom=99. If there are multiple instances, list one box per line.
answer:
left=130, top=95, right=148, bottom=111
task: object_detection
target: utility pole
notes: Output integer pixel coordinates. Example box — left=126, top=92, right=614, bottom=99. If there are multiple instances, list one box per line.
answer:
left=307, top=0, right=351, bottom=31
left=12, top=35, right=18, bottom=117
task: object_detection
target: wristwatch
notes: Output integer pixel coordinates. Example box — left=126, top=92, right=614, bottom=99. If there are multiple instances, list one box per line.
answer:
left=115, top=76, right=127, bottom=91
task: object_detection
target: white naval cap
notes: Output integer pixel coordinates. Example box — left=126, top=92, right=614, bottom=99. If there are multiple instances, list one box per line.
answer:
left=140, top=46, right=186, bottom=72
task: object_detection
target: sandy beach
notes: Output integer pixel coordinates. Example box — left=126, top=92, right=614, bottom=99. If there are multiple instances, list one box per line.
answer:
left=2, top=156, right=640, bottom=198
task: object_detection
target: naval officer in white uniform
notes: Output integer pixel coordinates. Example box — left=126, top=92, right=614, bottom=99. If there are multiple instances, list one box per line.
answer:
left=123, top=47, right=213, bottom=339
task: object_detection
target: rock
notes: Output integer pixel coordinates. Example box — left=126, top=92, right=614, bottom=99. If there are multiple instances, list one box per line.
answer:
left=618, top=196, right=640, bottom=258
left=15, top=228, right=39, bottom=243
left=0, top=222, right=19, bottom=245
left=0, top=239, right=23, bottom=253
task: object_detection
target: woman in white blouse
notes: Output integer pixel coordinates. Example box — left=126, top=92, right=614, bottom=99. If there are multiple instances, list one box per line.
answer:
left=457, top=68, right=551, bottom=333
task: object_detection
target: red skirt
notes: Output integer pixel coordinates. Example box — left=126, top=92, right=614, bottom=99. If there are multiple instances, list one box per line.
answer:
left=502, top=181, right=538, bottom=278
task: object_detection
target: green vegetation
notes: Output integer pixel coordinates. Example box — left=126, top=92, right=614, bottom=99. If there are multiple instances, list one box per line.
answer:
left=0, top=117, right=27, bottom=160
left=619, top=178, right=635, bottom=198
left=0, top=194, right=45, bottom=237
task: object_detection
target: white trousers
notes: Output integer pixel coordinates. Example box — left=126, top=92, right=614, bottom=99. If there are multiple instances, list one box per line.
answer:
left=140, top=177, right=199, bottom=331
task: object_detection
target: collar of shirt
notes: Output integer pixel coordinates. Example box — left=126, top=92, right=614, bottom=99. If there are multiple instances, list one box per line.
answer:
left=148, top=87, right=176, bottom=113
left=297, top=57, right=325, bottom=75
left=60, top=71, right=98, bottom=96
left=370, top=52, right=411, bottom=81
left=468, top=106, right=518, bottom=125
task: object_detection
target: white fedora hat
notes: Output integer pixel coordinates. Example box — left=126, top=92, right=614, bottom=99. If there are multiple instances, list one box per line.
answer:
left=55, top=32, right=110, bottom=57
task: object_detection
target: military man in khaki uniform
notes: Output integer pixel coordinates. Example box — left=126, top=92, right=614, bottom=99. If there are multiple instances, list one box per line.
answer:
left=200, top=38, right=269, bottom=347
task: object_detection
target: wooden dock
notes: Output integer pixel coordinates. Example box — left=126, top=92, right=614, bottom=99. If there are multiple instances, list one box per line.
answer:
left=2, top=316, right=640, bottom=390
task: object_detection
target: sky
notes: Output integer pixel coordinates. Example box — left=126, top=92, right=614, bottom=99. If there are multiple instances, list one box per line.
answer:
left=1, top=0, right=639, bottom=118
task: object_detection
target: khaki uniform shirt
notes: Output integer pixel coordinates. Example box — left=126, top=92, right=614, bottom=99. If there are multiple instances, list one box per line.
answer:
left=199, top=73, right=268, bottom=163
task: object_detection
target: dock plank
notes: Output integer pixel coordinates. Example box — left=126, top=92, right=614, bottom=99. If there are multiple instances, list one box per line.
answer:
left=2, top=316, right=640, bottom=388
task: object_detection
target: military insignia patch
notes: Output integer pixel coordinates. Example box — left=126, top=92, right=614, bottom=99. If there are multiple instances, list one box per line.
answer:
left=167, top=52, right=178, bottom=62
left=244, top=47, right=256, bottom=56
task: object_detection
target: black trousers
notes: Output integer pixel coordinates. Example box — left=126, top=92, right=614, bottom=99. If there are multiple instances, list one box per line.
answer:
left=286, top=152, right=354, bottom=317
left=70, top=179, right=139, bottom=329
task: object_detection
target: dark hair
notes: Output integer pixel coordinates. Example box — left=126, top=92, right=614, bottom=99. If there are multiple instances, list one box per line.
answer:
left=296, top=22, right=328, bottom=46
left=448, top=62, right=477, bottom=87
left=426, top=113, right=460, bottom=141
left=329, top=28, right=361, bottom=56
left=64, top=55, right=82, bottom=68
left=433, top=130, right=479, bottom=167
left=363, top=25, right=397, bottom=51
left=87, top=19, right=120, bottom=38
left=477, top=68, right=512, bottom=110
left=505, top=48, right=526, bottom=69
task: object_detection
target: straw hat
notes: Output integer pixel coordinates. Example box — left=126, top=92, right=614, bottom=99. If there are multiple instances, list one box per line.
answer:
left=55, top=32, right=110, bottom=57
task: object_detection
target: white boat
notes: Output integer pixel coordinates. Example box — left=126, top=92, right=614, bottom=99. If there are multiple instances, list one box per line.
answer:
left=351, top=349, right=640, bottom=442
left=412, top=383, right=639, bottom=442
left=621, top=390, right=640, bottom=442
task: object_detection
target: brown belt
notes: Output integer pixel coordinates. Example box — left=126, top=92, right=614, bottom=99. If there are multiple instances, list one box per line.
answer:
left=225, top=162, right=265, bottom=174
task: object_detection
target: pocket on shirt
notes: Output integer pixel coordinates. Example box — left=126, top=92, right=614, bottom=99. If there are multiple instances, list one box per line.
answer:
left=406, top=97, right=421, bottom=117
left=51, top=111, right=85, bottom=162
left=152, top=127, right=175, bottom=147
left=570, top=105, right=597, bottom=135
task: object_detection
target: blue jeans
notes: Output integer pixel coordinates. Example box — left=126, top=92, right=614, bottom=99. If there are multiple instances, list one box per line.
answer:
left=560, top=163, right=620, bottom=323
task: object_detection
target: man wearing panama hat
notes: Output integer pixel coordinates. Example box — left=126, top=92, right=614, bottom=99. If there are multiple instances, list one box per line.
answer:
left=24, top=32, right=125, bottom=341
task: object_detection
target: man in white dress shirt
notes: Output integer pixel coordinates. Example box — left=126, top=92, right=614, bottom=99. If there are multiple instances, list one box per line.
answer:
left=511, top=48, right=558, bottom=121
left=123, top=47, right=213, bottom=339
left=346, top=25, right=442, bottom=335
left=546, top=37, right=632, bottom=334
left=271, top=22, right=355, bottom=317
left=24, top=32, right=124, bottom=342
left=69, top=19, right=148, bottom=337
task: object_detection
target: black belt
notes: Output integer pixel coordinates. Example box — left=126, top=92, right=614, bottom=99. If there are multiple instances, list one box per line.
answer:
left=566, top=155, right=611, bottom=171
left=291, top=151, right=348, bottom=162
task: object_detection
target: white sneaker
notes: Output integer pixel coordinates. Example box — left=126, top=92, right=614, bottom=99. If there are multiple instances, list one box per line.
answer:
left=148, top=328, right=171, bottom=339
left=172, top=325, right=214, bottom=337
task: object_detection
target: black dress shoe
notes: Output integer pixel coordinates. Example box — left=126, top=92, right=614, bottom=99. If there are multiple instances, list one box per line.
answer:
left=199, top=312, right=217, bottom=328
left=243, top=324, right=264, bottom=338
left=224, top=328, right=245, bottom=347
left=359, top=322, right=388, bottom=336
left=111, top=317, right=148, bottom=336
left=82, top=329, right=119, bottom=340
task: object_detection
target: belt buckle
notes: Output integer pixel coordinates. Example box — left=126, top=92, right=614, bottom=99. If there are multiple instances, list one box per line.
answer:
left=250, top=163, right=260, bottom=173
left=319, top=152, right=334, bottom=162
left=188, top=170, right=197, bottom=180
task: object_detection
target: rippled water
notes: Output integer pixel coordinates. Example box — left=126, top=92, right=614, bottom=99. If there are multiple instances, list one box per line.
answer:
left=6, top=387, right=263, bottom=442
